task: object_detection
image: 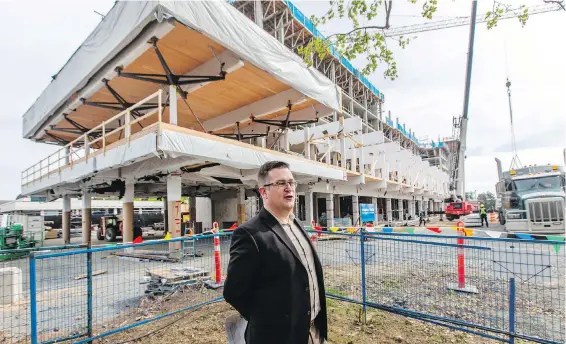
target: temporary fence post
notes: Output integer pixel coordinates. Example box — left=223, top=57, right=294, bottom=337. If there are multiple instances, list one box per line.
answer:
left=508, top=278, right=516, bottom=344
left=205, top=222, right=224, bottom=289
left=29, top=253, right=38, bottom=344
left=360, top=230, right=367, bottom=324
left=87, top=246, right=93, bottom=342
left=213, top=222, right=221, bottom=284
left=447, top=221, right=478, bottom=293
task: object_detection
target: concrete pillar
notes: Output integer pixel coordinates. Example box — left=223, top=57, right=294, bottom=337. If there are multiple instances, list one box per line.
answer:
left=313, top=193, right=318, bottom=224
left=325, top=194, right=334, bottom=227
left=333, top=194, right=340, bottom=218
left=352, top=195, right=359, bottom=226
left=62, top=195, right=71, bottom=244
left=305, top=189, right=314, bottom=225
left=169, top=85, right=177, bottom=125
left=122, top=180, right=135, bottom=243
left=372, top=197, right=378, bottom=225
left=398, top=199, right=404, bottom=222
left=167, top=175, right=182, bottom=258
left=189, top=196, right=197, bottom=223
left=386, top=198, right=392, bottom=224
left=409, top=200, right=415, bottom=219
left=237, top=186, right=246, bottom=225
left=81, top=190, right=92, bottom=245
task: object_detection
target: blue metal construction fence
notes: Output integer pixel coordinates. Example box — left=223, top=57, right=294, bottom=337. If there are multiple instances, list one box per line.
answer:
left=0, top=231, right=563, bottom=343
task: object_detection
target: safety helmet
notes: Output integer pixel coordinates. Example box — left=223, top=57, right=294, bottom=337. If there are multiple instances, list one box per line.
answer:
left=480, top=204, right=485, bottom=208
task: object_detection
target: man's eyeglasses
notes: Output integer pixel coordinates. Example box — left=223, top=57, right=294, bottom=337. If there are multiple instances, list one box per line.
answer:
left=263, top=180, right=297, bottom=189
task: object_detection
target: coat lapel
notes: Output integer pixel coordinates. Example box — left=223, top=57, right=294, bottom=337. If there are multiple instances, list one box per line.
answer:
left=259, top=208, right=302, bottom=263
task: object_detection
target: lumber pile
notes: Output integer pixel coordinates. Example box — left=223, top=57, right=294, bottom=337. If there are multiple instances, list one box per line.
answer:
left=144, top=267, right=210, bottom=295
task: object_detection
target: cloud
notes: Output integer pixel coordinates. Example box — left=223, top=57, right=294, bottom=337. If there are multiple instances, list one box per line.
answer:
left=494, top=125, right=566, bottom=152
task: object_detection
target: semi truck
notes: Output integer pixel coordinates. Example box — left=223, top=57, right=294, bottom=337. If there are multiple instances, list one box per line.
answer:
left=494, top=159, right=565, bottom=234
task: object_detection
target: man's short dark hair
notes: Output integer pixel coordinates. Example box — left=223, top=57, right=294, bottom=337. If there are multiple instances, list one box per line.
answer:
left=258, top=161, right=290, bottom=186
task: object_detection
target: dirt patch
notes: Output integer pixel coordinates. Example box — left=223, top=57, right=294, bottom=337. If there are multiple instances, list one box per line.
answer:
left=95, top=298, right=502, bottom=344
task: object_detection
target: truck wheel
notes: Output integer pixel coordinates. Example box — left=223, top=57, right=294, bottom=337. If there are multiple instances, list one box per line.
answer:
left=105, top=227, right=117, bottom=242
left=97, top=229, right=104, bottom=241
left=499, top=212, right=506, bottom=225
left=134, top=226, right=142, bottom=240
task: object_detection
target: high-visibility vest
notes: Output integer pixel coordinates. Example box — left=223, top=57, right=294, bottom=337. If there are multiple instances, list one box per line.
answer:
left=480, top=208, right=487, bottom=215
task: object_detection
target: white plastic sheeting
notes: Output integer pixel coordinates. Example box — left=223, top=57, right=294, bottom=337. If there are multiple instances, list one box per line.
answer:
left=287, top=117, right=362, bottom=145
left=159, top=128, right=347, bottom=182
left=23, top=0, right=341, bottom=139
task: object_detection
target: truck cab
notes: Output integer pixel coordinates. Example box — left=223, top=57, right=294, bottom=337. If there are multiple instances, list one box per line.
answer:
left=495, top=162, right=565, bottom=234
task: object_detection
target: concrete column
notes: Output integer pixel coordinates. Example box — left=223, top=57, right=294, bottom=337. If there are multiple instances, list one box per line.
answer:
left=189, top=196, right=197, bottom=223
left=334, top=195, right=340, bottom=218
left=325, top=194, right=334, bottom=227
left=372, top=197, right=378, bottom=225
left=398, top=199, right=404, bottom=222
left=81, top=190, right=92, bottom=245
left=167, top=175, right=182, bottom=258
left=386, top=198, right=393, bottom=224
left=169, top=85, right=178, bottom=125
left=312, top=193, right=318, bottom=224
left=62, top=195, right=71, bottom=244
left=237, top=186, right=246, bottom=225
left=122, top=180, right=135, bottom=243
left=305, top=189, right=314, bottom=225
left=409, top=200, right=416, bottom=219
left=352, top=195, right=359, bottom=226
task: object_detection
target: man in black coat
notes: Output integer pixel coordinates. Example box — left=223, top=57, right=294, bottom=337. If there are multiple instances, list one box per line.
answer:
left=223, top=161, right=327, bottom=344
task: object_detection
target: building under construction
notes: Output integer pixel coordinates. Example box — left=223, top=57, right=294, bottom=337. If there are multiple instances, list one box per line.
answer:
left=20, top=0, right=451, bottom=250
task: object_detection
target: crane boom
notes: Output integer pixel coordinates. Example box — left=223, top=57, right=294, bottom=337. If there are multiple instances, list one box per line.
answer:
left=384, top=3, right=563, bottom=38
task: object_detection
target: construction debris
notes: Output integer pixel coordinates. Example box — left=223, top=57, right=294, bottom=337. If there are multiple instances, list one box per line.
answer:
left=144, top=267, right=210, bottom=295
left=74, top=270, right=107, bottom=280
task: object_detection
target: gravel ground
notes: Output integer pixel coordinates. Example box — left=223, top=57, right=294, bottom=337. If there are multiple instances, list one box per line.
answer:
left=319, top=236, right=565, bottom=344
left=1, top=233, right=563, bottom=343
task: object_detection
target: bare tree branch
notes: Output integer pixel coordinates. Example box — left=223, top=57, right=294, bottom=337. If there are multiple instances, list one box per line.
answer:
left=323, top=0, right=392, bottom=42
left=543, top=0, right=565, bottom=10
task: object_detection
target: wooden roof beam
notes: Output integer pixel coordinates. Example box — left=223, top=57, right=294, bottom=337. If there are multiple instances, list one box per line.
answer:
left=202, top=88, right=307, bottom=132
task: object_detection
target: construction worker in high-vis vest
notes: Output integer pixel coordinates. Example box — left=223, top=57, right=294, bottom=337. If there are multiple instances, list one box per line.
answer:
left=480, top=204, right=488, bottom=228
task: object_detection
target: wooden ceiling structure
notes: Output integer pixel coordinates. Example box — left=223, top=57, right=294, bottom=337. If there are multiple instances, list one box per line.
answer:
left=43, top=23, right=323, bottom=146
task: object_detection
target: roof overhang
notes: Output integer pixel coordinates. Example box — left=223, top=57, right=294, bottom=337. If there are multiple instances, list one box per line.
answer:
left=23, top=0, right=341, bottom=141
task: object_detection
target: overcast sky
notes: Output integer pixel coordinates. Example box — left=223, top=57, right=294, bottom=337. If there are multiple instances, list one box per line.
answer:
left=0, top=0, right=564, bottom=200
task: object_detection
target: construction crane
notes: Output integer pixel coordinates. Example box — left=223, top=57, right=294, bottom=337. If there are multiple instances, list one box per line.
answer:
left=384, top=2, right=564, bottom=38
left=383, top=1, right=564, bottom=201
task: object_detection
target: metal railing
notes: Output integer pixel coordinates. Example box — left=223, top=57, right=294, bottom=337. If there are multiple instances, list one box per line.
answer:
left=21, top=90, right=163, bottom=186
